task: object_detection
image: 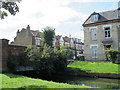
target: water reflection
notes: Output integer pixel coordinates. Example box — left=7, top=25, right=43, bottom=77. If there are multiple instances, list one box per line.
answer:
left=49, top=75, right=120, bottom=89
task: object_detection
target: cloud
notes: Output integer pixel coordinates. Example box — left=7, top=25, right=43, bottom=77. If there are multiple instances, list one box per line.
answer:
left=0, top=0, right=118, bottom=42
left=74, top=0, right=119, bottom=2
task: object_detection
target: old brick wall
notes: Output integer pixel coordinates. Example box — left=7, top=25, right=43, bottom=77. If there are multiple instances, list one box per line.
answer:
left=0, top=39, right=9, bottom=72
left=0, top=39, right=26, bottom=73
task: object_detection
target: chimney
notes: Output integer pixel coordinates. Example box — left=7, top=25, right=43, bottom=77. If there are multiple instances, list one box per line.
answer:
left=17, top=29, right=19, bottom=35
left=27, top=25, right=30, bottom=30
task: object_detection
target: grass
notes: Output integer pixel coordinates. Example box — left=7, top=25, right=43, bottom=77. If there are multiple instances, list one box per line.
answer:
left=67, top=61, right=120, bottom=74
left=1, top=73, right=92, bottom=88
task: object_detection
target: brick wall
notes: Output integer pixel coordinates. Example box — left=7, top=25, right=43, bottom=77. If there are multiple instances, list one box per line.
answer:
left=0, top=39, right=26, bottom=73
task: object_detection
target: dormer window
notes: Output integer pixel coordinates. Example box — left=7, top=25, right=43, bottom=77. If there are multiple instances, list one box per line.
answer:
left=91, top=14, right=99, bottom=22
left=118, top=9, right=120, bottom=17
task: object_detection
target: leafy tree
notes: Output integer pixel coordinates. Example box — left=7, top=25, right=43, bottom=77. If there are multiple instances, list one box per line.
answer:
left=0, top=0, right=21, bottom=19
left=25, top=44, right=69, bottom=76
left=42, top=26, right=55, bottom=47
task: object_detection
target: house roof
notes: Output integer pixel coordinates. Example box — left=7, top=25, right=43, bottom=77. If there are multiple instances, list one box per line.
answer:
left=30, top=30, right=40, bottom=37
left=63, top=36, right=70, bottom=43
left=55, top=35, right=62, bottom=41
left=83, top=9, right=120, bottom=25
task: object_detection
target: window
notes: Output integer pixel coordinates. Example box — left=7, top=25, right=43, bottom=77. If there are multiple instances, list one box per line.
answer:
left=119, top=42, right=120, bottom=48
left=90, top=45, right=98, bottom=58
left=104, top=27, right=111, bottom=38
left=104, top=45, right=111, bottom=50
left=35, top=38, right=40, bottom=45
left=91, top=14, right=98, bottom=22
left=90, top=27, right=97, bottom=41
left=91, top=46, right=98, bottom=58
left=118, top=10, right=120, bottom=17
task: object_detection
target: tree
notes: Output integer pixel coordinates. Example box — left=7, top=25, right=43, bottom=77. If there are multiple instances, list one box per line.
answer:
left=0, top=0, right=21, bottom=19
left=42, top=26, right=55, bottom=47
left=25, top=45, right=69, bottom=76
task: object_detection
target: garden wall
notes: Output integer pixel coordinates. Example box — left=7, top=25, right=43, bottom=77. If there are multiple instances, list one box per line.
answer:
left=0, top=39, right=26, bottom=73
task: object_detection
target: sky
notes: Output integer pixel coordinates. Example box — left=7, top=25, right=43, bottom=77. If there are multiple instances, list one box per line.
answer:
left=0, top=0, right=119, bottom=43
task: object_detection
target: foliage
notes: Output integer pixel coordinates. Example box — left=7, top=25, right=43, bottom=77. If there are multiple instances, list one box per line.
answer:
left=25, top=45, right=41, bottom=61
left=1, top=73, right=92, bottom=88
left=59, top=45, right=72, bottom=59
left=7, top=53, right=29, bottom=71
left=0, top=0, right=21, bottom=19
left=68, top=61, right=120, bottom=74
left=105, top=49, right=120, bottom=63
left=25, top=45, right=71, bottom=76
left=42, top=26, right=55, bottom=46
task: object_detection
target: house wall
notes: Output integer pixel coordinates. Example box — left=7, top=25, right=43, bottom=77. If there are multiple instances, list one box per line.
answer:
left=118, top=23, right=120, bottom=52
left=84, top=22, right=119, bottom=60
left=0, top=39, right=9, bottom=72
left=12, top=28, right=33, bottom=46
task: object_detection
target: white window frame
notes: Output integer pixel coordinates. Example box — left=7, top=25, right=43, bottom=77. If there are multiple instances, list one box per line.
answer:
left=90, top=44, right=98, bottom=58
left=35, top=37, right=40, bottom=45
left=91, top=14, right=98, bottom=22
left=103, top=25, right=112, bottom=38
left=89, top=27, right=98, bottom=41
left=119, top=42, right=120, bottom=48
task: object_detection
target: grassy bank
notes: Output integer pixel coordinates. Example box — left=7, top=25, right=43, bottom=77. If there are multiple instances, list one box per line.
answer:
left=68, top=61, right=120, bottom=74
left=1, top=73, right=92, bottom=88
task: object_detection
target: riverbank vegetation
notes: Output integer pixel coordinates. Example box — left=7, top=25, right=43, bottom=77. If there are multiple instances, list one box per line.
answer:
left=1, top=73, right=92, bottom=88
left=68, top=61, right=120, bottom=74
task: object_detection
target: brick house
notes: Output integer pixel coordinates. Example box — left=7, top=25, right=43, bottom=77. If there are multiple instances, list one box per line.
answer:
left=11, top=25, right=43, bottom=46
left=54, top=35, right=84, bottom=54
left=83, top=6, right=120, bottom=61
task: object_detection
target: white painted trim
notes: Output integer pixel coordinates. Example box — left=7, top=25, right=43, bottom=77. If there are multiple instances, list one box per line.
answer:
left=90, top=44, right=98, bottom=48
left=102, top=24, right=112, bottom=29
left=89, top=26, right=98, bottom=31
left=102, top=24, right=112, bottom=38
left=89, top=26, right=98, bottom=30
left=119, top=42, right=120, bottom=48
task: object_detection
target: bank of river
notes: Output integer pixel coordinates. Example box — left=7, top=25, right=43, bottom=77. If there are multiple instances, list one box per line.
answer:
left=46, top=75, right=120, bottom=89
left=15, top=71, right=120, bottom=89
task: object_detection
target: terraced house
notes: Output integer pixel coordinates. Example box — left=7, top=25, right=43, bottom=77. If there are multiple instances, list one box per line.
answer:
left=83, top=5, right=120, bottom=61
left=11, top=25, right=43, bottom=46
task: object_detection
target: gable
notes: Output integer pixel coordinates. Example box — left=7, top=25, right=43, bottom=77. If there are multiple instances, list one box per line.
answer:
left=83, top=9, right=119, bottom=26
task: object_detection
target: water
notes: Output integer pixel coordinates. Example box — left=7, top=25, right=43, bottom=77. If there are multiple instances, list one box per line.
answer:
left=15, top=71, right=120, bottom=89
left=46, top=75, right=120, bottom=89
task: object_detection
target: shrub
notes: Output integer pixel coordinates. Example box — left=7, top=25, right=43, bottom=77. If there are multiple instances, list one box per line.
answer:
left=105, top=49, right=120, bottom=63
left=25, top=44, right=69, bottom=76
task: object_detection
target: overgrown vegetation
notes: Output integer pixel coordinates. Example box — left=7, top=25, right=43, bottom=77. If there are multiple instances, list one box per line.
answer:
left=25, top=45, right=71, bottom=76
left=106, top=49, right=120, bottom=63
left=68, top=61, right=120, bottom=74
left=1, top=73, right=92, bottom=88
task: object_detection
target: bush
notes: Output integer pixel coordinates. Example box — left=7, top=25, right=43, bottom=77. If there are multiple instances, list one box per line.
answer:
left=25, top=45, right=70, bottom=76
left=106, top=49, right=120, bottom=63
